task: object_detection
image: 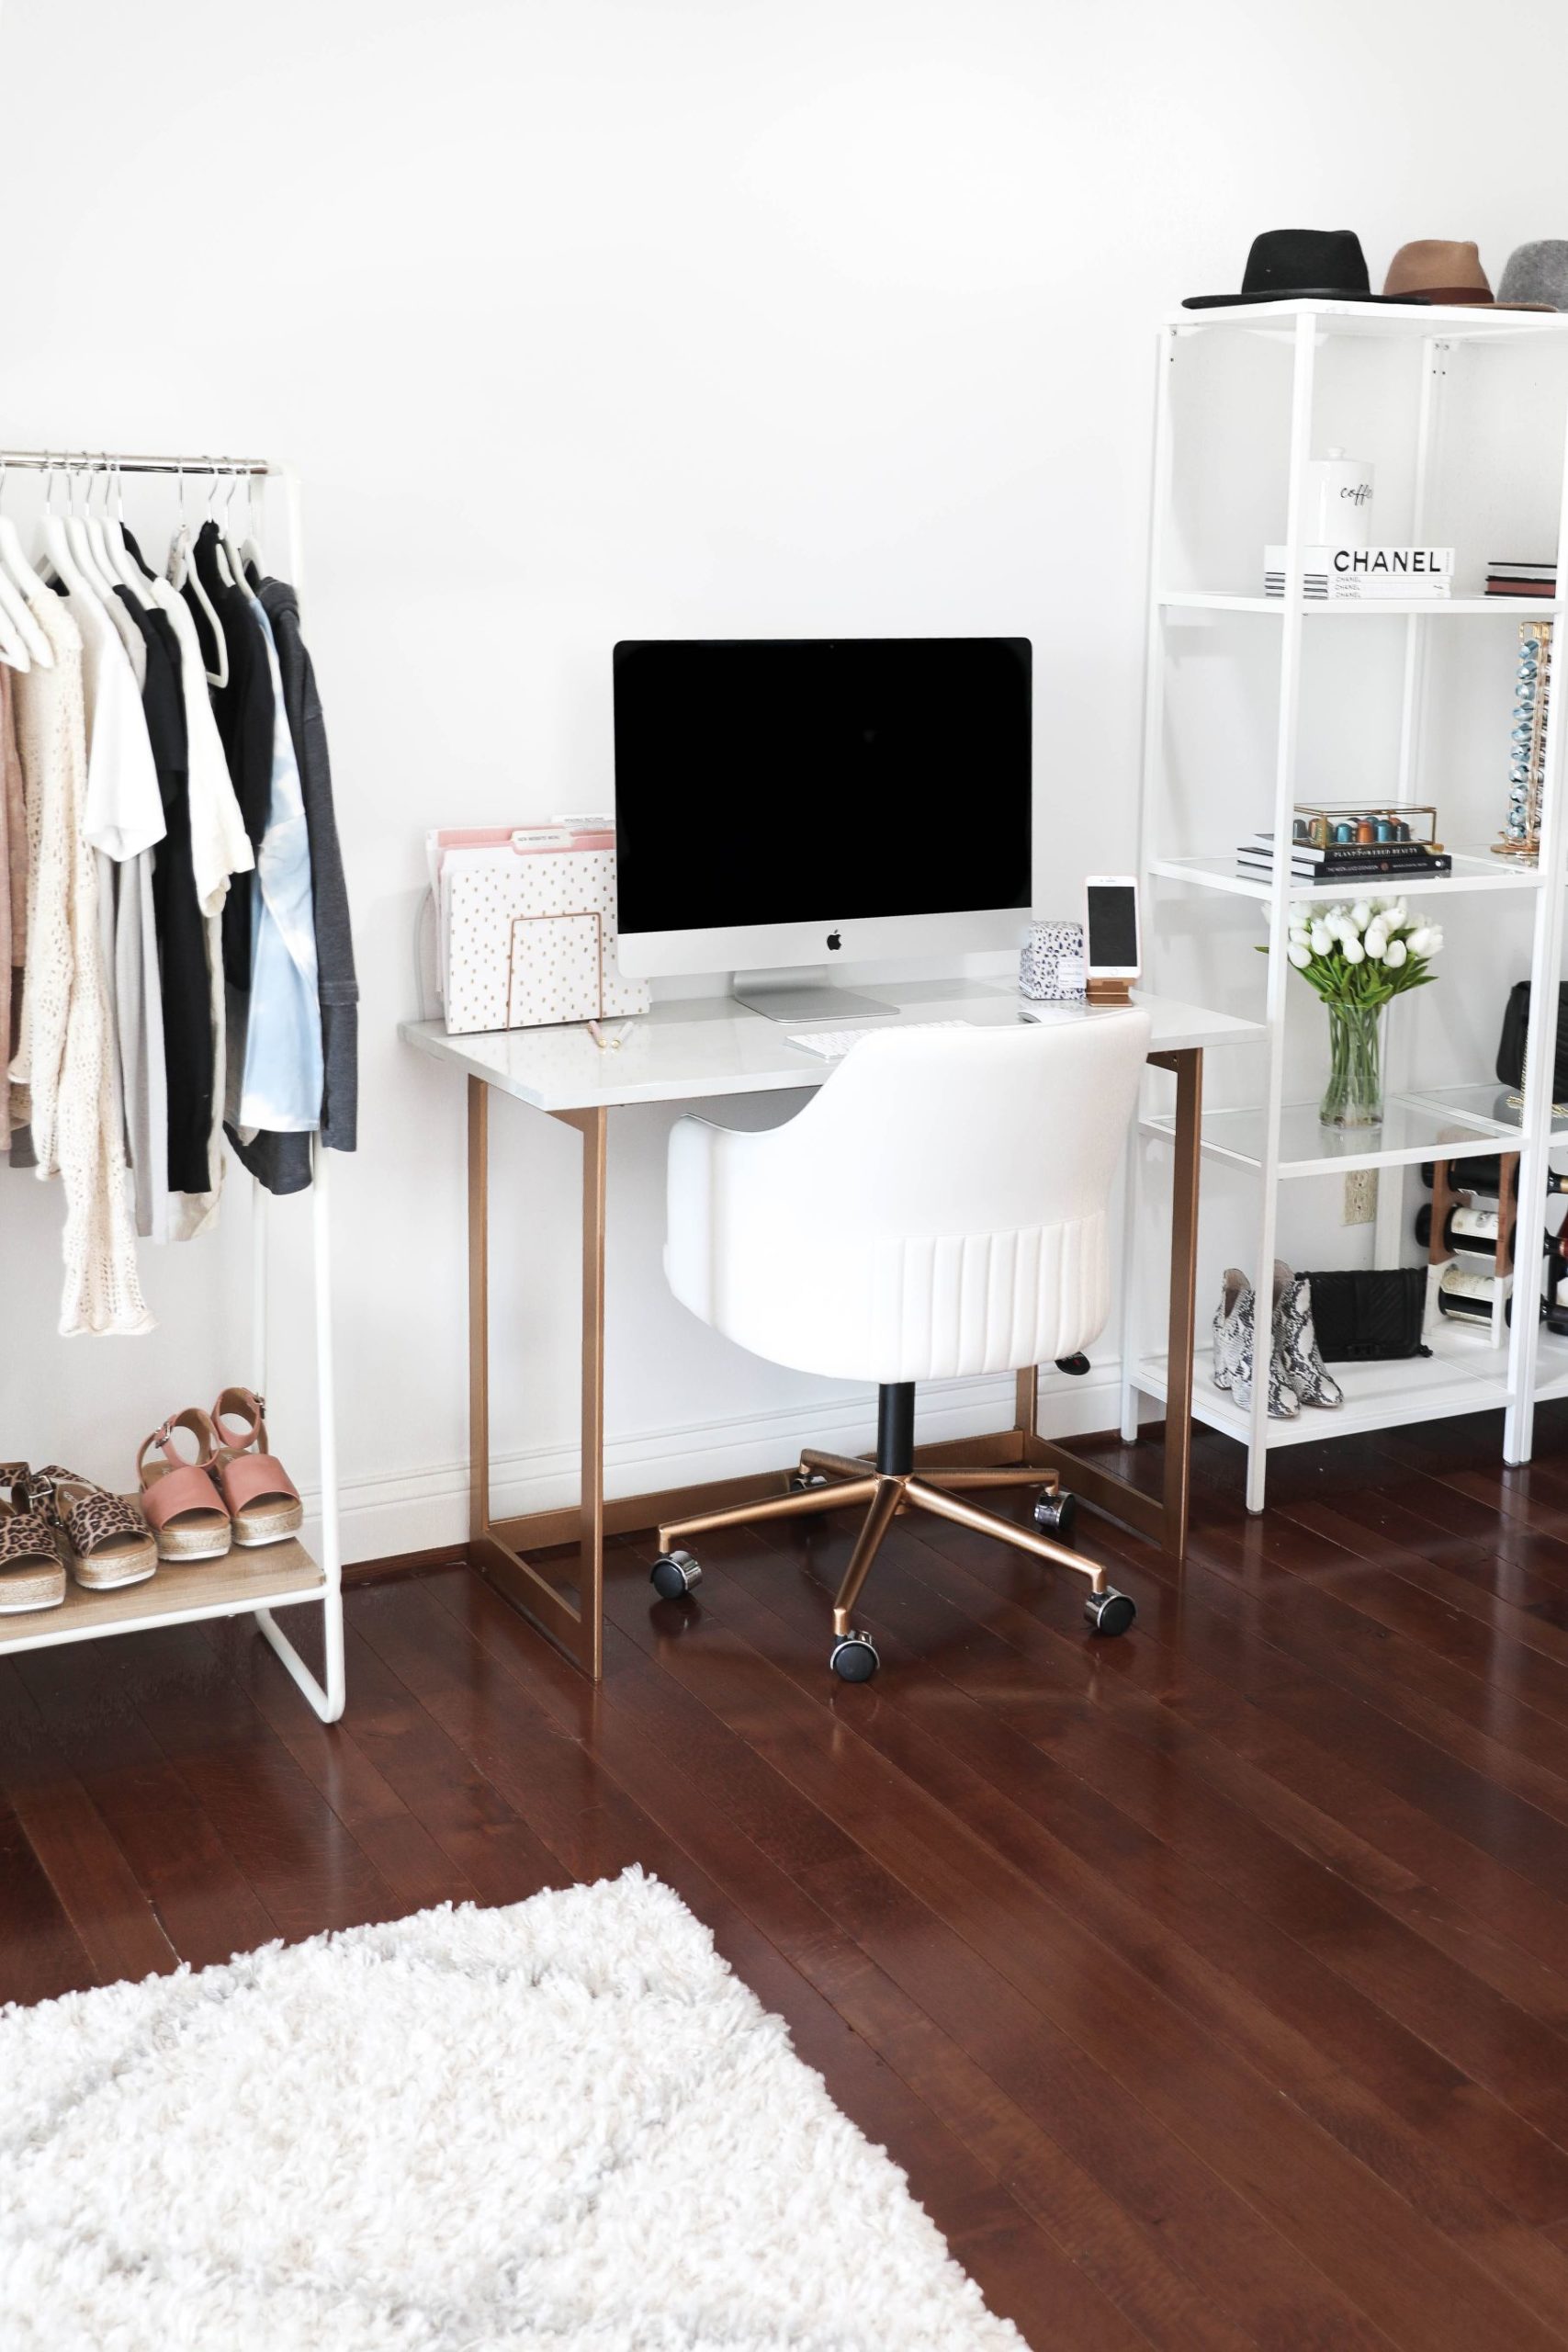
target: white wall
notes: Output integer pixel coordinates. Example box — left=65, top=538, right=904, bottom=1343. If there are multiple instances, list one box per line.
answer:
left=3, top=0, right=1567, bottom=1554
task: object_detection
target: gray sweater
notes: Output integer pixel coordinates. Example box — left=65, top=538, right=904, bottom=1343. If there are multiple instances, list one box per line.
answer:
left=225, top=579, right=357, bottom=1193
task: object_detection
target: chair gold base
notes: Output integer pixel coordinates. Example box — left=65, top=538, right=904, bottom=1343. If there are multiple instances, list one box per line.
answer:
left=658, top=1451, right=1104, bottom=1642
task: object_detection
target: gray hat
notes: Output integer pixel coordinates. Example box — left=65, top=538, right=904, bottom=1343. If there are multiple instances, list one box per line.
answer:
left=1497, top=241, right=1568, bottom=310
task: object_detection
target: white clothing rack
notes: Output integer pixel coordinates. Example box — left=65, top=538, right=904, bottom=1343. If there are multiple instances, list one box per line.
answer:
left=1, top=449, right=344, bottom=1721
left=0, top=452, right=271, bottom=473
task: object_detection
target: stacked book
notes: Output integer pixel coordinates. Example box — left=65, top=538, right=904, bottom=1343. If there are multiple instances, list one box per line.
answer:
left=1263, top=546, right=1453, bottom=601
left=1485, top=560, right=1557, bottom=600
left=1237, top=831, right=1452, bottom=883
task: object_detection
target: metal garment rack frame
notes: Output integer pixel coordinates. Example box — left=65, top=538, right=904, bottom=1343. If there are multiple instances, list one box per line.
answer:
left=0, top=448, right=344, bottom=1720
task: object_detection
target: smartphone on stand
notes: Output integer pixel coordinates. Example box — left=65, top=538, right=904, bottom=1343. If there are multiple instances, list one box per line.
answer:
left=1084, top=876, right=1141, bottom=1003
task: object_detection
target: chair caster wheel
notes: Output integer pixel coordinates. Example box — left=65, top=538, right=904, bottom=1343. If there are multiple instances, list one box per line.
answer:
left=788, top=1470, right=829, bottom=1493
left=829, top=1632, right=879, bottom=1682
left=1085, top=1587, right=1135, bottom=1638
left=649, top=1550, right=701, bottom=1601
left=1032, top=1487, right=1077, bottom=1538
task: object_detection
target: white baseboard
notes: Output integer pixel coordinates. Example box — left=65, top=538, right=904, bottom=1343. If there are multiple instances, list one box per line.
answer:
left=315, top=1362, right=1124, bottom=1564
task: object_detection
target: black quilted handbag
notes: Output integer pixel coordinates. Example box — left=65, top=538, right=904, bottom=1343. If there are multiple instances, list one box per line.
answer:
left=1299, top=1268, right=1430, bottom=1362
left=1496, top=980, right=1568, bottom=1096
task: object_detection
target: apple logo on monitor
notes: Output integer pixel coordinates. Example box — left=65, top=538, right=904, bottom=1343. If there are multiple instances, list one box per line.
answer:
left=827, top=929, right=841, bottom=951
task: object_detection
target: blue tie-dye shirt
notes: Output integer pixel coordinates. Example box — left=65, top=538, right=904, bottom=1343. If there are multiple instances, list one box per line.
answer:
left=237, top=597, right=322, bottom=1131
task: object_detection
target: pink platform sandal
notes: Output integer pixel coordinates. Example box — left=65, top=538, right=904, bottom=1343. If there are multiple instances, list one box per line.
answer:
left=136, top=1410, right=232, bottom=1563
left=210, top=1389, right=303, bottom=1548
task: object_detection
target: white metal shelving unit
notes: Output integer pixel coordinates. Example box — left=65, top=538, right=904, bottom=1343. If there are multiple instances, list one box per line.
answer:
left=1127, top=300, right=1568, bottom=1511
left=0, top=451, right=344, bottom=1718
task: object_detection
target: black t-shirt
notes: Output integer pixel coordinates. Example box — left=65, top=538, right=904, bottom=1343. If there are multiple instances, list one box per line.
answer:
left=183, top=522, right=273, bottom=989
left=115, top=588, right=212, bottom=1194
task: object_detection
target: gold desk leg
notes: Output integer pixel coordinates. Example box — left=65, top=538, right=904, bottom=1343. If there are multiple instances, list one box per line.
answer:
left=570, top=1105, right=608, bottom=1684
left=1013, top=1364, right=1039, bottom=1462
left=468, top=1078, right=490, bottom=1553
left=1026, top=1046, right=1201, bottom=1565
left=466, top=1079, right=607, bottom=1682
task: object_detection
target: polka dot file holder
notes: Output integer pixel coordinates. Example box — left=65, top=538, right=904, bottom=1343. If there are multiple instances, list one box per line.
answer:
left=442, top=844, right=652, bottom=1035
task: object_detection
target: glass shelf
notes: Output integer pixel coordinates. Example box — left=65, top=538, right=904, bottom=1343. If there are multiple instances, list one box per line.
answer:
left=1158, top=589, right=1562, bottom=617
left=1149, top=853, right=1543, bottom=902
left=1140, top=1086, right=1563, bottom=1178
left=1402, top=1080, right=1568, bottom=1139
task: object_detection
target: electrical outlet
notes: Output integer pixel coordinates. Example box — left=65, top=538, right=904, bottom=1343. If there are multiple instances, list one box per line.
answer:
left=1343, top=1170, right=1378, bottom=1226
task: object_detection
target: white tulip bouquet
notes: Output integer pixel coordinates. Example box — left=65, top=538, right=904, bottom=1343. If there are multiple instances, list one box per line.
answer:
left=1276, top=899, right=1444, bottom=1002
left=1263, top=899, right=1444, bottom=1125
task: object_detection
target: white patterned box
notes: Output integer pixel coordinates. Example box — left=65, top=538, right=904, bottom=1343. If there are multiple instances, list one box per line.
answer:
left=1020, top=920, right=1086, bottom=1002
left=441, top=844, right=651, bottom=1035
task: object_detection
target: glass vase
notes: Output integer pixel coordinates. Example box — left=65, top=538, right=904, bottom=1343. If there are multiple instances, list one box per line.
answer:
left=1319, top=1001, right=1383, bottom=1128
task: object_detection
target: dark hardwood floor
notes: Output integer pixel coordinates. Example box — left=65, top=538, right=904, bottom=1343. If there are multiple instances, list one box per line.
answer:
left=13, top=1406, right=1568, bottom=2347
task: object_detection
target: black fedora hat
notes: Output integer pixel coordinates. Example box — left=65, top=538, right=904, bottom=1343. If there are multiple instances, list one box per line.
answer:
left=1185, top=229, right=1409, bottom=310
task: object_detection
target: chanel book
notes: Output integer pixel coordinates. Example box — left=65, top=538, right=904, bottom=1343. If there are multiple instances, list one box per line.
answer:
left=1264, top=545, right=1453, bottom=599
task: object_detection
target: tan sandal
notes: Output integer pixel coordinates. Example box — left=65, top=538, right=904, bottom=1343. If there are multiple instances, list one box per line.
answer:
left=135, top=1411, right=232, bottom=1563
left=0, top=1464, right=66, bottom=1613
left=33, top=1464, right=158, bottom=1590
left=210, top=1389, right=303, bottom=1548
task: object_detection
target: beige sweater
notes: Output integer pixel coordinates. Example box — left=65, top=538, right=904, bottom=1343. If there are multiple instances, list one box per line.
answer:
left=11, top=591, right=150, bottom=1335
left=0, top=665, right=24, bottom=1138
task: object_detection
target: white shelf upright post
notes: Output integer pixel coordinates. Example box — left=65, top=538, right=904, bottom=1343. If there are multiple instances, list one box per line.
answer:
left=1243, top=313, right=1318, bottom=1512
left=1504, top=388, right=1568, bottom=1465
left=1373, top=339, right=1446, bottom=1282
left=1121, top=322, right=1179, bottom=1446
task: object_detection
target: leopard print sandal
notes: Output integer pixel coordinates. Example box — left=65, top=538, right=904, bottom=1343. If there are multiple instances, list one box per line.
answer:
left=135, top=1410, right=232, bottom=1564
left=0, top=1464, right=66, bottom=1614
left=32, top=1466, right=157, bottom=1590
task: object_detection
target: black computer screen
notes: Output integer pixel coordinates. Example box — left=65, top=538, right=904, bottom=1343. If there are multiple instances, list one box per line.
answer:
left=613, top=638, right=1032, bottom=934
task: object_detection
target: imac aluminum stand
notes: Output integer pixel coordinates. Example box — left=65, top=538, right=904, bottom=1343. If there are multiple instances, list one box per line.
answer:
left=732, top=967, right=897, bottom=1023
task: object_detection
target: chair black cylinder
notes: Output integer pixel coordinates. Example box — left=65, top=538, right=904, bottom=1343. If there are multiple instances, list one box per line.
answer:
left=876, top=1383, right=915, bottom=1476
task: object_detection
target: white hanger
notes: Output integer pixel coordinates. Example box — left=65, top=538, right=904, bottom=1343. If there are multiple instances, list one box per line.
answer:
left=62, top=456, right=120, bottom=609
left=38, top=455, right=102, bottom=609
left=0, top=594, right=27, bottom=672
left=218, top=459, right=251, bottom=595
left=0, top=466, right=36, bottom=672
left=82, top=457, right=132, bottom=606
left=0, top=459, right=56, bottom=667
left=98, top=456, right=155, bottom=610
left=240, top=467, right=265, bottom=583
left=168, top=461, right=228, bottom=689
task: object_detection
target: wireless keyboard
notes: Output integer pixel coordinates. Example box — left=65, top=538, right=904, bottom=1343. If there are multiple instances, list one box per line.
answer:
left=786, top=1020, right=973, bottom=1062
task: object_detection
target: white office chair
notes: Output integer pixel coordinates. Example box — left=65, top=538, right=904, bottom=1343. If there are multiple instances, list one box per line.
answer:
left=652, top=1008, right=1152, bottom=1679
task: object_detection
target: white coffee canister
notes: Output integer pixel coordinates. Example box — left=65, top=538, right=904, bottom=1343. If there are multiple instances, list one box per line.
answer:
left=1306, top=447, right=1374, bottom=548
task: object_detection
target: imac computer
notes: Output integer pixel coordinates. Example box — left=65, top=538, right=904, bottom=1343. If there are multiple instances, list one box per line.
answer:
left=613, top=637, right=1032, bottom=1020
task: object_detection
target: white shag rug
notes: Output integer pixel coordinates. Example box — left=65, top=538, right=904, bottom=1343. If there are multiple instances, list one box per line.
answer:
left=0, top=1865, right=1023, bottom=2352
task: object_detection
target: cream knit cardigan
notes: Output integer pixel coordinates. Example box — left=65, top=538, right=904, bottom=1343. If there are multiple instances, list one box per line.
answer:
left=11, top=591, right=151, bottom=1335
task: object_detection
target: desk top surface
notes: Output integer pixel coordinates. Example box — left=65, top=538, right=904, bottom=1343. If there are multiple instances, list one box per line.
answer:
left=400, top=981, right=1264, bottom=1114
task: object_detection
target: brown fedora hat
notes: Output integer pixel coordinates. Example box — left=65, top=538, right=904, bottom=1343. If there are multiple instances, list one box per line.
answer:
left=1382, top=239, right=1552, bottom=311
left=1383, top=239, right=1494, bottom=304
